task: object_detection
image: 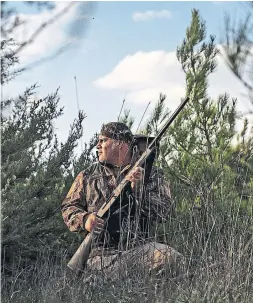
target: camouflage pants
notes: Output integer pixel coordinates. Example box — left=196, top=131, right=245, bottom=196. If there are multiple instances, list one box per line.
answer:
left=86, top=242, right=182, bottom=277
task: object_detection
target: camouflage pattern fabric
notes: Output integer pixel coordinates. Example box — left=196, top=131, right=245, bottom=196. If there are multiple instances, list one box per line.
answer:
left=100, top=122, right=133, bottom=143
left=86, top=242, right=182, bottom=273
left=62, top=162, right=175, bottom=260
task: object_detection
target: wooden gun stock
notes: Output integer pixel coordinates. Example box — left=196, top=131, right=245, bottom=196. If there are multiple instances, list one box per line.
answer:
left=67, top=232, right=92, bottom=272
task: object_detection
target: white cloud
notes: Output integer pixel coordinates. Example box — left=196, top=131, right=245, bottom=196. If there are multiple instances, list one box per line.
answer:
left=94, top=49, right=251, bottom=117
left=9, top=2, right=90, bottom=65
left=132, top=10, right=172, bottom=22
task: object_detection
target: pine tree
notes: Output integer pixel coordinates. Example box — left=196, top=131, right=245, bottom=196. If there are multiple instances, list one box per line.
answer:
left=140, top=93, right=169, bottom=136
left=1, top=39, right=24, bottom=85
left=159, top=10, right=252, bottom=211
left=141, top=10, right=253, bottom=258
left=118, top=108, right=135, bottom=130
left=1, top=37, right=94, bottom=271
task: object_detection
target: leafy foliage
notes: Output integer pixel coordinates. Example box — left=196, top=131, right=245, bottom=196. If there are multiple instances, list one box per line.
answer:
left=1, top=39, right=92, bottom=268
left=1, top=8, right=253, bottom=303
left=1, top=39, right=24, bottom=85
left=118, top=108, right=135, bottom=130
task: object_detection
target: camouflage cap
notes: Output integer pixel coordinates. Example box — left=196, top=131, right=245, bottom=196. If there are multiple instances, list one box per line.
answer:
left=100, top=122, right=133, bottom=144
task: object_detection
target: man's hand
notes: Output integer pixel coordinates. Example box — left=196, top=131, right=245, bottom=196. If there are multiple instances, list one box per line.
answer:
left=84, top=212, right=105, bottom=234
left=126, top=166, right=144, bottom=189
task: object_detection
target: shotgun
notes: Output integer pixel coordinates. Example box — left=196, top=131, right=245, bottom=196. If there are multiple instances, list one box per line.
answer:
left=67, top=97, right=190, bottom=272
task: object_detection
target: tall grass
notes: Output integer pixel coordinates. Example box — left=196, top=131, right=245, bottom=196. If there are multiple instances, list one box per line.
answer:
left=2, top=193, right=253, bottom=303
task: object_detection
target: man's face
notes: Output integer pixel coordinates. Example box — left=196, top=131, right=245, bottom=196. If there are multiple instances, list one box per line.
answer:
left=96, top=135, right=119, bottom=164
left=96, top=135, right=130, bottom=165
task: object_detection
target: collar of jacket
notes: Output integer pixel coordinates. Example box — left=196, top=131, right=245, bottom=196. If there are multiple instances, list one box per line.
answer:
left=98, top=161, right=131, bottom=177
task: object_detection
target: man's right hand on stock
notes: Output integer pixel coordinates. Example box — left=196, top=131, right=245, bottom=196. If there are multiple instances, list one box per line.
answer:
left=85, top=212, right=105, bottom=235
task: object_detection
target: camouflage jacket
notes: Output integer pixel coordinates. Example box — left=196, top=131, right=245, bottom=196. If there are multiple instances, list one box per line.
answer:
left=61, top=162, right=173, bottom=254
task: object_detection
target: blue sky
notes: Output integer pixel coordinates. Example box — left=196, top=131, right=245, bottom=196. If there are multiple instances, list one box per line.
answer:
left=3, top=1, right=250, bottom=154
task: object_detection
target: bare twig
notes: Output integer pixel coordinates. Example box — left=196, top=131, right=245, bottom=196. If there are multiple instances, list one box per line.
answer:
left=14, top=2, right=76, bottom=55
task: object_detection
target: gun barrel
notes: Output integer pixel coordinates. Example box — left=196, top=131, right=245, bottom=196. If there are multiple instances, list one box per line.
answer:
left=148, top=97, right=189, bottom=149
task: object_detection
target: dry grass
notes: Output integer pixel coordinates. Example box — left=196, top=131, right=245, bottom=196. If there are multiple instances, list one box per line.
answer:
left=2, top=204, right=253, bottom=303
